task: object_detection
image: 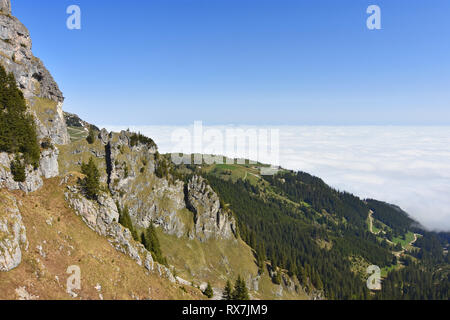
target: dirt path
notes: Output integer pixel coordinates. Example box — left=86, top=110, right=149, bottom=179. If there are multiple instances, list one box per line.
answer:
left=368, top=210, right=419, bottom=257
left=368, top=210, right=379, bottom=234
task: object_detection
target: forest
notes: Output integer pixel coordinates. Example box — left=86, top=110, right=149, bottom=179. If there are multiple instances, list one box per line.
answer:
left=188, top=167, right=450, bottom=300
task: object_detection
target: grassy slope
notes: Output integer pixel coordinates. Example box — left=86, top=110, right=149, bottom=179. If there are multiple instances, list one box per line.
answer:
left=67, top=126, right=88, bottom=142
left=157, top=230, right=309, bottom=300
left=0, top=178, right=203, bottom=300
left=57, top=138, right=108, bottom=180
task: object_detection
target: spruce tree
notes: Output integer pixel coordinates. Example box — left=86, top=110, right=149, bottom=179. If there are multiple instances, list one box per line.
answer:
left=222, top=280, right=233, bottom=300
left=204, top=282, right=214, bottom=299
left=0, top=65, right=40, bottom=169
left=232, top=275, right=249, bottom=300
left=118, top=205, right=139, bottom=241
left=11, top=155, right=26, bottom=182
left=86, top=126, right=96, bottom=144
left=81, top=157, right=100, bottom=200
left=142, top=222, right=166, bottom=265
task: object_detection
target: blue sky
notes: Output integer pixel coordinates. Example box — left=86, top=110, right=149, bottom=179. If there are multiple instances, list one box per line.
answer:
left=12, top=0, right=450, bottom=126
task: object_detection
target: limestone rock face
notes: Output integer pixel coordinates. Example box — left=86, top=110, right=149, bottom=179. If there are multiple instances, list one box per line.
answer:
left=0, top=152, right=43, bottom=193
left=0, top=1, right=69, bottom=145
left=64, top=180, right=175, bottom=282
left=61, top=125, right=237, bottom=243
left=0, top=0, right=11, bottom=14
left=0, top=193, right=27, bottom=272
left=39, top=148, right=60, bottom=179
left=0, top=0, right=68, bottom=193
left=187, top=175, right=237, bottom=241
left=64, top=185, right=119, bottom=236
left=93, top=130, right=237, bottom=241
left=0, top=148, right=59, bottom=193
left=103, top=131, right=188, bottom=237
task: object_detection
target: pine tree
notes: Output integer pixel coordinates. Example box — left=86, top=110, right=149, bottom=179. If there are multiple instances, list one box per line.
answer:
left=118, top=205, right=139, bottom=241
left=11, top=155, right=25, bottom=182
left=272, top=270, right=282, bottom=285
left=81, top=157, right=100, bottom=200
left=142, top=222, right=166, bottom=265
left=232, top=275, right=249, bottom=300
left=256, top=242, right=266, bottom=274
left=0, top=65, right=40, bottom=169
left=204, top=282, right=214, bottom=299
left=222, top=280, right=233, bottom=300
left=86, top=127, right=96, bottom=144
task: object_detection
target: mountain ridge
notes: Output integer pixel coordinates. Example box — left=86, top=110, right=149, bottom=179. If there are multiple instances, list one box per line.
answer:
left=0, top=0, right=448, bottom=300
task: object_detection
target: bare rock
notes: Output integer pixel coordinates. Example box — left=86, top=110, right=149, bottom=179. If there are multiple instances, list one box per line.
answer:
left=0, top=152, right=43, bottom=193
left=187, top=175, right=236, bottom=241
left=0, top=2, right=69, bottom=145
left=0, top=0, right=11, bottom=14
left=0, top=193, right=27, bottom=272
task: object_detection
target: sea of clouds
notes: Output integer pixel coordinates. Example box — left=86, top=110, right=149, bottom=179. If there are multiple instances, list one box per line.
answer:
left=105, top=125, right=450, bottom=231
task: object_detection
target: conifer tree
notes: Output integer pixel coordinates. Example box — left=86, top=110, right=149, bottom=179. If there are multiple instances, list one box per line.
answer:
left=204, top=282, right=214, bottom=299
left=222, top=280, right=233, bottom=300
left=11, top=155, right=25, bottom=182
left=232, top=275, right=249, bottom=300
left=118, top=205, right=139, bottom=241
left=142, top=222, right=167, bottom=265
left=81, top=157, right=100, bottom=200
left=0, top=65, right=40, bottom=169
left=86, top=126, right=96, bottom=144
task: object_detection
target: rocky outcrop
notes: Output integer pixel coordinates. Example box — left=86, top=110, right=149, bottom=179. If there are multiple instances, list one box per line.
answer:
left=65, top=185, right=120, bottom=236
left=64, top=112, right=99, bottom=132
left=0, top=0, right=11, bottom=14
left=92, top=130, right=237, bottom=242
left=0, top=152, right=42, bottom=192
left=39, top=148, right=60, bottom=179
left=0, top=0, right=68, bottom=194
left=187, top=175, right=236, bottom=241
left=0, top=0, right=69, bottom=145
left=0, top=148, right=59, bottom=193
left=0, top=193, right=27, bottom=272
left=64, top=178, right=175, bottom=283
left=102, top=131, right=189, bottom=237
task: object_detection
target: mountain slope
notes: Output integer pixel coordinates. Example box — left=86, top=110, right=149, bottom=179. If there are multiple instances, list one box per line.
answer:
left=0, top=0, right=448, bottom=301
left=0, top=178, right=202, bottom=300
left=171, top=162, right=449, bottom=300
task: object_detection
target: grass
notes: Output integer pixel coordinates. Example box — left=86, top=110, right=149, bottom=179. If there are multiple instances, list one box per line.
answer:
left=157, top=229, right=308, bottom=300
left=381, top=264, right=403, bottom=278
left=57, top=138, right=108, bottom=180
left=67, top=127, right=88, bottom=142
left=31, top=97, right=59, bottom=125
left=392, top=232, right=415, bottom=249
left=157, top=229, right=258, bottom=287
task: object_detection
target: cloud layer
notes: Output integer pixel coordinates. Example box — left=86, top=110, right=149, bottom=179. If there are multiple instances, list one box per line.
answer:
left=105, top=125, right=450, bottom=231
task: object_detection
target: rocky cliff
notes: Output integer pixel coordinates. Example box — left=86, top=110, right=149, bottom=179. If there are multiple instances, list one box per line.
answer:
left=64, top=174, right=176, bottom=283
left=82, top=129, right=238, bottom=242
left=0, top=0, right=65, bottom=192
left=0, top=1, right=69, bottom=145
left=187, top=175, right=236, bottom=241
